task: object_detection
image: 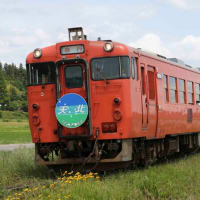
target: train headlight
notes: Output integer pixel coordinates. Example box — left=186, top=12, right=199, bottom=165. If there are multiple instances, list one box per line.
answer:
left=104, top=42, right=114, bottom=52
left=33, top=48, right=42, bottom=58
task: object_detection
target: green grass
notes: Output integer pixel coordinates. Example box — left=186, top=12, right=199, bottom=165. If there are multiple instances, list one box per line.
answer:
left=1, top=148, right=200, bottom=200
left=0, top=121, right=31, bottom=144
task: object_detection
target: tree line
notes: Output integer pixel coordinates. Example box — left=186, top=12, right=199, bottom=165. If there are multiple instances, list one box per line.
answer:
left=0, top=62, right=27, bottom=112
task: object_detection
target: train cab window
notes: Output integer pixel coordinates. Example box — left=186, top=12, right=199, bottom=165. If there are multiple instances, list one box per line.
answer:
left=65, top=66, right=83, bottom=88
left=163, top=75, right=168, bottom=102
left=131, top=57, right=138, bottom=80
left=91, top=56, right=130, bottom=80
left=179, top=79, right=185, bottom=104
left=27, top=62, right=56, bottom=85
left=187, top=81, right=193, bottom=104
left=195, top=83, right=200, bottom=104
left=169, top=76, right=177, bottom=103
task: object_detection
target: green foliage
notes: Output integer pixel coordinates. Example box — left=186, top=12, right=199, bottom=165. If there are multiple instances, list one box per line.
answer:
left=0, top=68, right=8, bottom=109
left=0, top=62, right=27, bottom=112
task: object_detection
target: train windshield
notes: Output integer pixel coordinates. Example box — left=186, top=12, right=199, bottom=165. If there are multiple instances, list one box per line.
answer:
left=26, top=62, right=56, bottom=85
left=91, top=56, right=130, bottom=80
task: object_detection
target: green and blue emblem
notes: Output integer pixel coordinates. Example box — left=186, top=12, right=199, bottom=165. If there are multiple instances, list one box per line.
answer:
left=55, top=93, right=88, bottom=128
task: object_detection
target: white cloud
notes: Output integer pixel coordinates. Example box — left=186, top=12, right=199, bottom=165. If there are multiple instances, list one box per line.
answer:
left=129, top=33, right=172, bottom=57
left=165, top=0, right=200, bottom=9
left=167, top=0, right=187, bottom=9
left=173, top=35, right=200, bottom=66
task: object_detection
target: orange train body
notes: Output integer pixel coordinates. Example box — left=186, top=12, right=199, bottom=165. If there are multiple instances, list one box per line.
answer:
left=26, top=28, right=200, bottom=166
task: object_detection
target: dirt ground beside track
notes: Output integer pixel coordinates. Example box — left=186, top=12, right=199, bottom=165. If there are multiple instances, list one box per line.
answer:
left=0, top=143, right=34, bottom=151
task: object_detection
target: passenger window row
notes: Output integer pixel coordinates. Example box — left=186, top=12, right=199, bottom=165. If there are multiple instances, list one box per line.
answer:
left=163, top=74, right=200, bottom=105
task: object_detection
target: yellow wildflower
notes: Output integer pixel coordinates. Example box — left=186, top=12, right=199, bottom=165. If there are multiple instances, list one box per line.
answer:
left=24, top=188, right=29, bottom=192
left=33, top=187, right=38, bottom=191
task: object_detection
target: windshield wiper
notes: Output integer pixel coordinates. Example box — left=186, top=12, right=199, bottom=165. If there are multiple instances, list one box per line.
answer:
left=96, top=66, right=109, bottom=84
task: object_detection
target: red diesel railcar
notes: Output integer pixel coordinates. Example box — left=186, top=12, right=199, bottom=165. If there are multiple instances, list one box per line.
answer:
left=26, top=27, right=200, bottom=167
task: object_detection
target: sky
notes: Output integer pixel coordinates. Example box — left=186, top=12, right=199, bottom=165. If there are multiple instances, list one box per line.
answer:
left=0, top=0, right=200, bottom=68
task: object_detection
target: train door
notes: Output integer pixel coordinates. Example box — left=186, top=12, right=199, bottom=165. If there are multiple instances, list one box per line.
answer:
left=140, top=65, right=148, bottom=129
left=140, top=65, right=157, bottom=137
left=58, top=62, right=89, bottom=137
left=147, top=66, right=157, bottom=138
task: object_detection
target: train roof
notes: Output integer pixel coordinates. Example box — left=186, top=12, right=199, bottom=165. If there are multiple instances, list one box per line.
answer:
left=130, top=46, right=200, bottom=74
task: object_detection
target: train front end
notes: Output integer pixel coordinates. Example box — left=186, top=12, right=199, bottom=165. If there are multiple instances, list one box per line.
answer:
left=26, top=27, right=133, bottom=168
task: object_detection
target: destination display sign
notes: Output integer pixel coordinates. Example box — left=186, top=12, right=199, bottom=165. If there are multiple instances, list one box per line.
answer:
left=60, top=45, right=84, bottom=55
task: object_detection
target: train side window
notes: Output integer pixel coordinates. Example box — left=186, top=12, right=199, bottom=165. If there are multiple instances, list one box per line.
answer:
left=131, top=57, right=137, bottom=80
left=179, top=79, right=185, bottom=104
left=187, top=81, right=193, bottom=104
left=169, top=76, right=177, bottom=103
left=65, top=66, right=83, bottom=88
left=195, top=83, right=200, bottom=104
left=163, top=75, right=168, bottom=102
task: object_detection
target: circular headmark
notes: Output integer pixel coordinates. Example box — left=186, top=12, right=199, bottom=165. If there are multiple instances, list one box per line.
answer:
left=55, top=93, right=88, bottom=128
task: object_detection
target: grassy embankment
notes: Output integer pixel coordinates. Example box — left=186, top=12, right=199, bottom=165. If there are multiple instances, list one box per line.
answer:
left=1, top=148, right=200, bottom=200
left=0, top=111, right=31, bottom=144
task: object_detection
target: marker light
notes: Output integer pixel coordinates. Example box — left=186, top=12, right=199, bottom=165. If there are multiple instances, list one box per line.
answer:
left=32, top=104, right=39, bottom=110
left=114, top=98, right=121, bottom=105
left=33, top=48, right=42, bottom=58
left=104, top=42, right=114, bottom=52
left=113, top=110, right=122, bottom=121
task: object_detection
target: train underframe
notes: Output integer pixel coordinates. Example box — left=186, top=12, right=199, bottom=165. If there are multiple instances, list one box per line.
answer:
left=35, top=133, right=200, bottom=170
